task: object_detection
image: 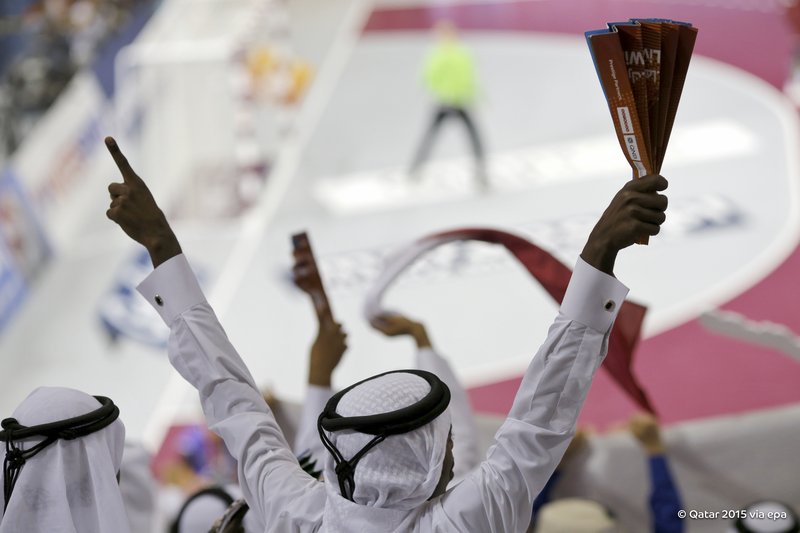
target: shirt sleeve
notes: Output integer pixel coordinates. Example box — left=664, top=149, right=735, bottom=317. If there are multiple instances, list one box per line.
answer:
left=432, top=257, right=629, bottom=532
left=293, top=384, right=333, bottom=473
left=648, top=455, right=685, bottom=533
left=137, top=254, right=325, bottom=531
left=416, top=347, right=481, bottom=480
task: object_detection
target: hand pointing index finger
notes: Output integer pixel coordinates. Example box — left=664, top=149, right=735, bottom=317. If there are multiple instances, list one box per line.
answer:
left=104, top=136, right=140, bottom=184
left=103, top=135, right=182, bottom=267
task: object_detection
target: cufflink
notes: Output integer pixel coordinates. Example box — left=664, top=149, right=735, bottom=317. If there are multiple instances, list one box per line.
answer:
left=154, top=295, right=164, bottom=306
left=604, top=299, right=615, bottom=311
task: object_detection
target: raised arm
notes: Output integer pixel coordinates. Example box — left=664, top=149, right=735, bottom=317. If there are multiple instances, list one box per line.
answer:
left=371, top=313, right=481, bottom=480
left=103, top=137, right=325, bottom=530
left=291, top=250, right=348, bottom=465
left=629, top=413, right=685, bottom=533
left=434, top=174, right=668, bottom=532
left=292, top=319, right=345, bottom=467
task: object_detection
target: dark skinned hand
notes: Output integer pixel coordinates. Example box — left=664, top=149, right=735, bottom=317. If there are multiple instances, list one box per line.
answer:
left=581, top=174, right=668, bottom=276
left=104, top=136, right=181, bottom=267
left=371, top=313, right=432, bottom=349
left=308, top=319, right=348, bottom=387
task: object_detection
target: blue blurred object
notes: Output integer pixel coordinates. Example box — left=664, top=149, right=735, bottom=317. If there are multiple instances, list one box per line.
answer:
left=97, top=249, right=169, bottom=348
left=179, top=425, right=215, bottom=474
left=97, top=249, right=209, bottom=349
left=0, top=168, right=50, bottom=333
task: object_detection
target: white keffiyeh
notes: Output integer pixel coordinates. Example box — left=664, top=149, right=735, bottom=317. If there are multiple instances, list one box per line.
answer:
left=0, top=387, right=128, bottom=533
left=321, top=372, right=451, bottom=511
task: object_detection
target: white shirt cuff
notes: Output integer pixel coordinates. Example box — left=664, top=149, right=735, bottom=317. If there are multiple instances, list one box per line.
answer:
left=560, top=257, right=629, bottom=333
left=136, top=254, right=205, bottom=325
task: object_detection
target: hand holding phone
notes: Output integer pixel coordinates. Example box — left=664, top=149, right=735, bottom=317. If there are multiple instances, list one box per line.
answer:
left=291, top=231, right=334, bottom=323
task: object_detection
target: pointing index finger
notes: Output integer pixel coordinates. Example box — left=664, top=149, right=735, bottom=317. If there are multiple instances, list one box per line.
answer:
left=104, top=136, right=139, bottom=183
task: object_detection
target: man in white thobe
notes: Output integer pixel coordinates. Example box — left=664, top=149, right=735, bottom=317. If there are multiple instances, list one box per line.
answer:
left=103, top=136, right=668, bottom=532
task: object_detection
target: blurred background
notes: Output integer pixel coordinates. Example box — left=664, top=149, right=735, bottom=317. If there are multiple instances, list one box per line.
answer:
left=1, top=0, right=799, bottom=531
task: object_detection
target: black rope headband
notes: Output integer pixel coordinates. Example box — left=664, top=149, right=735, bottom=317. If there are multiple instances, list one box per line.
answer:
left=170, top=486, right=235, bottom=533
left=317, top=369, right=450, bottom=501
left=0, top=395, right=120, bottom=510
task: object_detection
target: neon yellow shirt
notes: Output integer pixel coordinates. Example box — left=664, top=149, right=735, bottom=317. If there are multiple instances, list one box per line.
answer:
left=423, top=41, right=476, bottom=107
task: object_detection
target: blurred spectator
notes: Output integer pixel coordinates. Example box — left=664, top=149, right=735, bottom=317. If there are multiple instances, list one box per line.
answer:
left=529, top=430, right=601, bottom=532
left=119, top=442, right=157, bottom=533
left=0, top=0, right=137, bottom=156
left=370, top=312, right=482, bottom=481
left=531, top=414, right=684, bottom=533
left=629, top=413, right=684, bottom=533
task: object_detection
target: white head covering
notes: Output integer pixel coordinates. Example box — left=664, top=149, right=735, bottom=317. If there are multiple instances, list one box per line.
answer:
left=321, top=372, right=452, bottom=511
left=727, top=501, right=800, bottom=533
left=535, top=498, right=619, bottom=533
left=0, top=387, right=128, bottom=533
left=119, top=442, right=156, bottom=533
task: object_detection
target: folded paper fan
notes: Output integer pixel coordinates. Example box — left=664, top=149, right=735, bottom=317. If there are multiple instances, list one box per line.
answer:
left=586, top=19, right=698, bottom=244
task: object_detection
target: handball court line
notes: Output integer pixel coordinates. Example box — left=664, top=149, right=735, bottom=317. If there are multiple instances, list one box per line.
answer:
left=141, top=0, right=372, bottom=451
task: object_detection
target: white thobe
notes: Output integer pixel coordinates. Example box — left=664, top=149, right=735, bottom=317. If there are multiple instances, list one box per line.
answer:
left=293, top=384, right=332, bottom=472
left=139, top=254, right=627, bottom=532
